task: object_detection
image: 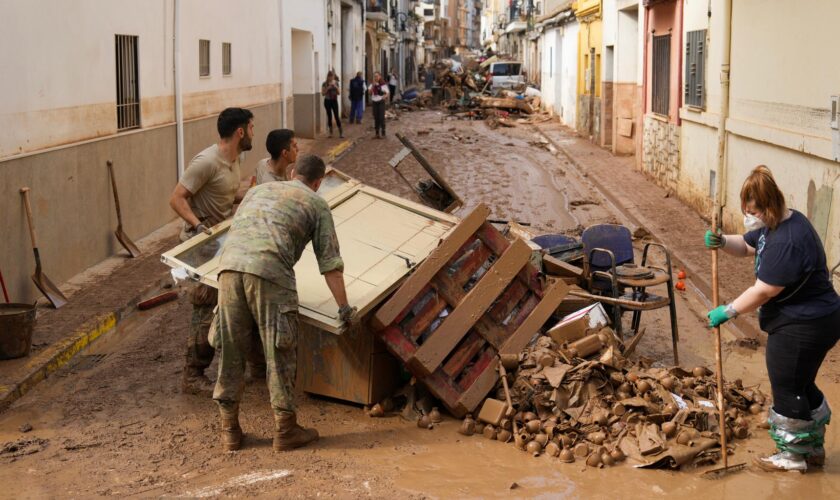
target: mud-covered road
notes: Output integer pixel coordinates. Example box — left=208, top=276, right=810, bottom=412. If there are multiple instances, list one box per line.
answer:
left=1, top=110, right=839, bottom=498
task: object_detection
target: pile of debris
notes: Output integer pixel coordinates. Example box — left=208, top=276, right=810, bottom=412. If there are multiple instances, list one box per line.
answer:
left=457, top=308, right=769, bottom=470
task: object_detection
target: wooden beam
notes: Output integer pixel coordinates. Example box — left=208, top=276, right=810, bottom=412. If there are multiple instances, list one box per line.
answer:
left=499, top=279, right=570, bottom=355
left=371, top=203, right=490, bottom=331
left=456, top=357, right=500, bottom=415
left=411, top=238, right=532, bottom=375
left=396, top=133, right=464, bottom=211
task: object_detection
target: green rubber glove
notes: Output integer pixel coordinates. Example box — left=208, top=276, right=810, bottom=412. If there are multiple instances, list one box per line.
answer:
left=704, top=229, right=725, bottom=249
left=707, top=305, right=733, bottom=328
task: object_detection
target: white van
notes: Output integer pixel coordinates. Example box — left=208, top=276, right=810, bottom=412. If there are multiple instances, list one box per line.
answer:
left=490, top=61, right=525, bottom=90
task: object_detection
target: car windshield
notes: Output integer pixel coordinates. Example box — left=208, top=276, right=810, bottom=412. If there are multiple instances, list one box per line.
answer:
left=491, top=63, right=521, bottom=76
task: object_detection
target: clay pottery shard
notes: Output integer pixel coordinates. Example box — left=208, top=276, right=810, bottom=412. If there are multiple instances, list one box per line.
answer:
left=534, top=433, right=549, bottom=446
left=459, top=414, right=477, bottom=436
left=586, top=453, right=602, bottom=468
left=539, top=354, right=555, bottom=367
left=610, top=371, right=625, bottom=386
left=627, top=373, right=640, bottom=383
left=617, top=390, right=632, bottom=400
left=587, top=431, right=607, bottom=445
left=475, top=422, right=486, bottom=434
left=609, top=421, right=626, bottom=436
left=418, top=414, right=433, bottom=429
left=559, top=434, right=574, bottom=448
left=369, top=403, right=385, bottom=418
left=733, top=425, right=749, bottom=439
left=483, top=424, right=498, bottom=440
left=498, top=429, right=513, bottom=443
left=695, top=385, right=708, bottom=397
left=527, top=440, right=543, bottom=456
left=499, top=418, right=513, bottom=431
left=568, top=334, right=604, bottom=359
left=559, top=448, right=575, bottom=463
left=676, top=429, right=696, bottom=446
left=663, top=403, right=677, bottom=416
left=574, top=442, right=590, bottom=457
left=594, top=411, right=609, bottom=426
left=515, top=431, right=529, bottom=450
left=610, top=448, right=625, bottom=462
left=612, top=402, right=627, bottom=417
left=601, top=452, right=615, bottom=466
left=661, top=421, right=677, bottom=438
left=660, top=376, right=676, bottom=391
left=754, top=393, right=766, bottom=405
left=749, top=403, right=762, bottom=415
left=693, top=366, right=708, bottom=378
left=381, top=397, right=395, bottom=412
left=523, top=411, right=538, bottom=422
left=525, top=419, right=542, bottom=434
left=635, top=380, right=652, bottom=395
left=545, top=441, right=561, bottom=457
left=618, top=382, right=632, bottom=394
left=429, top=407, right=443, bottom=424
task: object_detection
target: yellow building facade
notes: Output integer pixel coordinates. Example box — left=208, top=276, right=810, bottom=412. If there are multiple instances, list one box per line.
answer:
left=574, top=0, right=603, bottom=138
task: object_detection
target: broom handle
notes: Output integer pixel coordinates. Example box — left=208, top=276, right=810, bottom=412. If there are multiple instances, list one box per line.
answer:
left=712, top=213, right=728, bottom=468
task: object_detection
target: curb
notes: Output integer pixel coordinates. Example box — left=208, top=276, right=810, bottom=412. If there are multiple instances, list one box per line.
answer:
left=0, top=279, right=166, bottom=413
left=532, top=124, right=761, bottom=341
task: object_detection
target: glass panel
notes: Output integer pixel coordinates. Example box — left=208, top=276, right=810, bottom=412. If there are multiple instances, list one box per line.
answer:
left=174, top=232, right=228, bottom=269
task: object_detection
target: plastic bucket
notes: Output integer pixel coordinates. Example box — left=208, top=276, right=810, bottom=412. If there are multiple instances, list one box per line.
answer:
left=0, top=303, right=37, bottom=360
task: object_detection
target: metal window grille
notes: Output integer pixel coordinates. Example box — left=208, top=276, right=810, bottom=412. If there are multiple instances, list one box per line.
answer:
left=684, top=29, right=706, bottom=108
left=115, top=35, right=140, bottom=131
left=651, top=34, right=671, bottom=116
left=222, top=42, right=231, bottom=75
left=199, top=39, right=210, bottom=77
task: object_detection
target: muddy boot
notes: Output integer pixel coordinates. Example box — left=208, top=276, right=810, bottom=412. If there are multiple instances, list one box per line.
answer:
left=182, top=368, right=214, bottom=397
left=273, top=411, right=319, bottom=451
left=219, top=405, right=243, bottom=452
left=753, top=450, right=807, bottom=473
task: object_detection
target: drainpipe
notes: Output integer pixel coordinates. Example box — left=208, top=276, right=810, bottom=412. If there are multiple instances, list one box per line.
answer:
left=713, top=0, right=733, bottom=226
left=174, top=0, right=185, bottom=179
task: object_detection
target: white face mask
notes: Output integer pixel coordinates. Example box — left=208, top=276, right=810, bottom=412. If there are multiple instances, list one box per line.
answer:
left=744, top=214, right=766, bottom=232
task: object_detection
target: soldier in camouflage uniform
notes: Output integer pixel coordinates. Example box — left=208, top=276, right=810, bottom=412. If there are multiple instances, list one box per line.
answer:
left=212, top=154, right=357, bottom=452
left=168, top=107, right=266, bottom=396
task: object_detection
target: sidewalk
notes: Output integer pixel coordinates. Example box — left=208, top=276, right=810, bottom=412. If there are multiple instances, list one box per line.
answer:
left=534, top=120, right=761, bottom=339
left=0, top=119, right=370, bottom=413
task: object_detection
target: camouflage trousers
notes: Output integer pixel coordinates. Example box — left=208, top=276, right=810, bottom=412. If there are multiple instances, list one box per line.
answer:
left=186, top=283, right=265, bottom=376
left=213, top=271, right=299, bottom=413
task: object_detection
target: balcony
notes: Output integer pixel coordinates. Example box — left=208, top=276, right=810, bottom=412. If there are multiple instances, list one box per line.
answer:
left=366, top=1, right=388, bottom=22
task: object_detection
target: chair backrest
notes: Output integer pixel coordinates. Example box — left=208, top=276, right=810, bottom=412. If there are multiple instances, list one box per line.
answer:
left=581, top=224, right=634, bottom=270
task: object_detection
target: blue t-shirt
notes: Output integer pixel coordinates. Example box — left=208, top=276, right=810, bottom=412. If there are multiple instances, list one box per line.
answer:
left=743, top=210, right=840, bottom=321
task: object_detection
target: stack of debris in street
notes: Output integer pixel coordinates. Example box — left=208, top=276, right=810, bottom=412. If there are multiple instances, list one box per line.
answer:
left=457, top=304, right=770, bottom=470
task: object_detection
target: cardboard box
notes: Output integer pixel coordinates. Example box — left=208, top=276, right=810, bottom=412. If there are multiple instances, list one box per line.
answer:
left=546, top=303, right=610, bottom=345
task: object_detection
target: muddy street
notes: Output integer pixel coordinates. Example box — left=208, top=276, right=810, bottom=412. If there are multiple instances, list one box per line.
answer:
left=1, top=111, right=839, bottom=498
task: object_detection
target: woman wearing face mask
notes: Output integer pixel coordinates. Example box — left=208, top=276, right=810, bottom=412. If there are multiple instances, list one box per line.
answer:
left=704, top=165, right=840, bottom=472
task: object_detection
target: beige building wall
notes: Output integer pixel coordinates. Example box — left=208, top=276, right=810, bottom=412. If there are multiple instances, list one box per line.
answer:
left=678, top=0, right=840, bottom=285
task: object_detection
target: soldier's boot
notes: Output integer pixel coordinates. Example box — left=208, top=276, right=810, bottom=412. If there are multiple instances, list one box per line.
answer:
left=273, top=411, right=319, bottom=451
left=182, top=368, right=214, bottom=397
left=220, top=405, right=243, bottom=452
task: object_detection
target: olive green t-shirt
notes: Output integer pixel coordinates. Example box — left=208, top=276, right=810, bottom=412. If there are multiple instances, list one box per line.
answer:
left=179, top=144, right=241, bottom=240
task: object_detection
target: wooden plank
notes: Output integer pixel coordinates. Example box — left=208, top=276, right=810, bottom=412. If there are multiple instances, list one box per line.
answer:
left=543, top=254, right=585, bottom=278
left=388, top=147, right=413, bottom=168
left=457, top=348, right=494, bottom=391
left=441, top=332, right=485, bottom=378
left=499, top=279, right=570, bottom=355
left=447, top=240, right=492, bottom=287
left=475, top=223, right=543, bottom=295
left=396, top=133, right=463, bottom=210
left=379, top=325, right=418, bottom=360
left=371, top=203, right=491, bottom=331
left=422, top=371, right=464, bottom=415
left=412, top=238, right=533, bottom=375
left=435, top=274, right=509, bottom=349
left=488, top=280, right=528, bottom=323
left=456, top=357, right=500, bottom=416
left=406, top=293, right=448, bottom=340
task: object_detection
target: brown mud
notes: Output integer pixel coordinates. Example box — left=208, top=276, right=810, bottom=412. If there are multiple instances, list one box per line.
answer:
left=0, top=110, right=838, bottom=497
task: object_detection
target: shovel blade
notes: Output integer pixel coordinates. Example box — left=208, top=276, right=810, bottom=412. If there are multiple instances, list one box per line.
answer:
left=115, top=227, right=141, bottom=258
left=31, top=272, right=67, bottom=309
left=701, top=462, right=747, bottom=479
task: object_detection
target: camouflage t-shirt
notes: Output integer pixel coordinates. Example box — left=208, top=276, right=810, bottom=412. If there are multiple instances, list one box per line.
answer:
left=218, top=180, right=344, bottom=305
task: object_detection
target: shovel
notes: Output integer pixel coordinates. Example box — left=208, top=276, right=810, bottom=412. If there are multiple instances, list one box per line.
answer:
left=20, top=187, right=68, bottom=309
left=107, top=160, right=141, bottom=257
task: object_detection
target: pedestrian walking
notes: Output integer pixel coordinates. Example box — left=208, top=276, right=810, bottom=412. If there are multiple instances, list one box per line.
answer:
left=254, top=129, right=297, bottom=184
left=388, top=71, right=398, bottom=103
left=349, top=72, right=366, bottom=124
left=168, top=107, right=266, bottom=396
left=321, top=70, right=343, bottom=138
left=704, top=165, right=840, bottom=472
left=212, top=154, right=358, bottom=453
left=369, top=72, right=389, bottom=138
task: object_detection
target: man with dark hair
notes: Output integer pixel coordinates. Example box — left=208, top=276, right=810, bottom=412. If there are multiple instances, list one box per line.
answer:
left=168, top=107, right=257, bottom=396
left=255, top=129, right=297, bottom=184
left=348, top=72, right=366, bottom=124
left=213, top=153, right=357, bottom=453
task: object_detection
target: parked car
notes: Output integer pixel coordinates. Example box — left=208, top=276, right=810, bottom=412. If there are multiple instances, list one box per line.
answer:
left=489, top=61, right=525, bottom=90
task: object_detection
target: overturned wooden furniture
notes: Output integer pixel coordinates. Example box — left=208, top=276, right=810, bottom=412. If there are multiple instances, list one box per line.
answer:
left=372, top=203, right=570, bottom=417
left=390, top=133, right=463, bottom=214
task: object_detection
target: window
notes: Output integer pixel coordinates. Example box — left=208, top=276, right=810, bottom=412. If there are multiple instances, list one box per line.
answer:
left=199, top=39, right=210, bottom=77
left=651, top=34, right=671, bottom=116
left=491, top=63, right=521, bottom=76
left=222, top=42, right=231, bottom=76
left=115, top=34, right=140, bottom=131
left=684, top=29, right=706, bottom=108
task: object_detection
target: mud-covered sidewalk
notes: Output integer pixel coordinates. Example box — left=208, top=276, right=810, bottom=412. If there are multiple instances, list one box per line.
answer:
left=0, top=110, right=838, bottom=497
